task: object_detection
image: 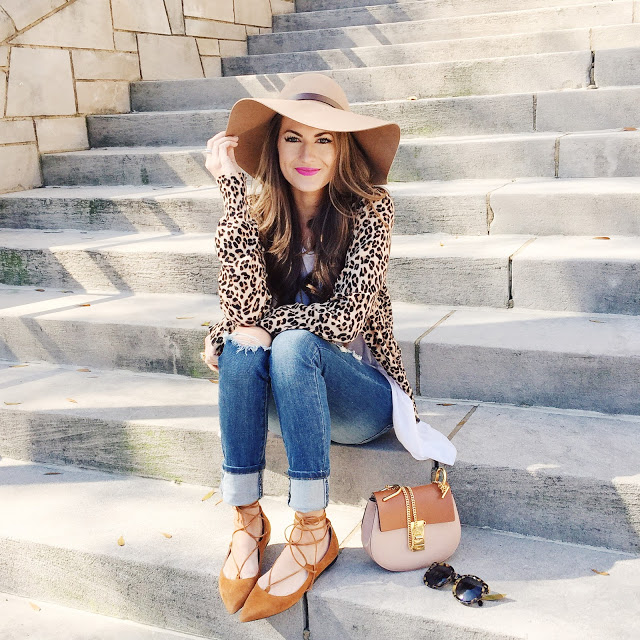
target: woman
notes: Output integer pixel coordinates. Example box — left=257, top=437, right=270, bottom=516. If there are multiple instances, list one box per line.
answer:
left=202, top=74, right=456, bottom=622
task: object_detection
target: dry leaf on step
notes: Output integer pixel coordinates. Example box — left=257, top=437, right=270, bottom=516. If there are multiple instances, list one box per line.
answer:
left=29, top=602, right=41, bottom=611
left=43, top=472, right=62, bottom=475
left=202, top=321, right=210, bottom=326
left=35, top=289, right=45, bottom=292
left=117, top=536, right=125, bottom=546
left=77, top=303, right=91, bottom=307
left=593, top=236, right=610, bottom=240
left=77, top=368, right=91, bottom=372
left=482, top=593, right=506, bottom=601
left=9, top=364, right=29, bottom=368
left=622, top=127, right=637, bottom=131
left=407, top=96, right=417, bottom=100
left=66, top=398, right=78, bottom=404
left=4, top=401, right=22, bottom=405
left=160, top=532, right=173, bottom=538
left=176, top=316, right=194, bottom=319
left=437, top=403, right=455, bottom=406
left=591, top=569, right=609, bottom=576
left=589, top=319, right=606, bottom=323
left=202, top=489, right=216, bottom=501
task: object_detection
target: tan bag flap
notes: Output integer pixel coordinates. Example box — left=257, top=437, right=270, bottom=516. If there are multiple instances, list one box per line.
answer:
left=373, top=483, right=455, bottom=532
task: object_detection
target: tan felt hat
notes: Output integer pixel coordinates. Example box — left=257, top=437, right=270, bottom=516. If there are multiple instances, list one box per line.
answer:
left=225, top=73, right=401, bottom=185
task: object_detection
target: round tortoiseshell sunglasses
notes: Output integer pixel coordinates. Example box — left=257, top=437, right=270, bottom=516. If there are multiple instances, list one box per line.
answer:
left=423, top=562, right=490, bottom=606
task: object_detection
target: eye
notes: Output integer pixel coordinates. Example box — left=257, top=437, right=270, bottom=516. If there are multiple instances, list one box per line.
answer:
left=318, top=137, right=333, bottom=144
left=284, top=135, right=299, bottom=143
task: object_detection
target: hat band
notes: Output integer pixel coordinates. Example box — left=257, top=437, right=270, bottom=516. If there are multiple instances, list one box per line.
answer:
left=290, top=92, right=345, bottom=111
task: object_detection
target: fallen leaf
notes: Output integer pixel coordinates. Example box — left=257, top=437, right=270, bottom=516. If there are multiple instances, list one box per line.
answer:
left=482, top=593, right=506, bottom=601
left=59, top=290, right=74, bottom=293
left=407, top=96, right=418, bottom=100
left=77, top=368, right=91, bottom=372
left=593, top=236, right=610, bottom=240
left=589, top=319, right=606, bottom=323
left=9, top=364, right=29, bottom=368
left=43, top=472, right=62, bottom=475
left=215, top=498, right=224, bottom=506
left=160, top=532, right=173, bottom=538
left=437, top=403, right=455, bottom=406
left=3, top=401, right=22, bottom=405
left=117, top=535, right=125, bottom=546
left=201, top=321, right=211, bottom=326
left=176, top=316, right=194, bottom=319
left=591, top=569, right=609, bottom=576
left=622, top=127, right=637, bottom=131
left=439, top=242, right=444, bottom=246
left=66, top=398, right=78, bottom=404
left=29, top=602, right=41, bottom=611
left=202, top=489, right=216, bottom=501
left=43, top=230, right=64, bottom=234
left=76, top=303, right=91, bottom=307
left=209, top=379, right=219, bottom=384
left=35, top=288, right=45, bottom=292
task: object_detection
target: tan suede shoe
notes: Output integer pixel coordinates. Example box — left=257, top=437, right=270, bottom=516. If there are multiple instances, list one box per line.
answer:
left=219, top=501, right=271, bottom=614
left=239, top=512, right=339, bottom=622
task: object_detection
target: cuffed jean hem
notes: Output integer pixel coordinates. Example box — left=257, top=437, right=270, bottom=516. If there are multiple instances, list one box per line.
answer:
left=288, top=477, right=329, bottom=513
left=219, top=469, right=263, bottom=507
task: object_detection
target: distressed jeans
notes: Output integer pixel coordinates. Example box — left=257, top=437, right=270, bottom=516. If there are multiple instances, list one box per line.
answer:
left=217, top=328, right=394, bottom=512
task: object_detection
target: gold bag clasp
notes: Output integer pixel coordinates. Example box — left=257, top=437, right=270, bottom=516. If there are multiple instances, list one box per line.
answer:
left=410, top=520, right=426, bottom=551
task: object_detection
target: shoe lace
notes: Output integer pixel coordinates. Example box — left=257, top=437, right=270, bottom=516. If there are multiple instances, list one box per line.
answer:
left=263, top=512, right=330, bottom=594
left=228, top=501, right=267, bottom=580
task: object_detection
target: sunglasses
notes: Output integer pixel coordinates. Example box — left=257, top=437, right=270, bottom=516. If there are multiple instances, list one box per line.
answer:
left=423, top=562, right=490, bottom=606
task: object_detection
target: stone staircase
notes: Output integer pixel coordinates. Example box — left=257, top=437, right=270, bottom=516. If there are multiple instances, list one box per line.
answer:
left=1, top=0, right=639, bottom=638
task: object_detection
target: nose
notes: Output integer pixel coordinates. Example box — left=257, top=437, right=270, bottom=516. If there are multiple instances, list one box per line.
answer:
left=299, top=142, right=316, bottom=163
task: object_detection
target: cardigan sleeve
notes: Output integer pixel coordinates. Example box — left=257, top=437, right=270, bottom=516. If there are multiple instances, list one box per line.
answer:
left=257, top=191, right=394, bottom=344
left=213, top=172, right=274, bottom=326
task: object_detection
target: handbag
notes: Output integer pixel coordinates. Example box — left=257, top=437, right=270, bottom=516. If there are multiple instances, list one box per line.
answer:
left=361, top=463, right=461, bottom=572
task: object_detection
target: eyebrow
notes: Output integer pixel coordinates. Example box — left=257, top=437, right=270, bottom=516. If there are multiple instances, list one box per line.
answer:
left=284, top=129, right=334, bottom=137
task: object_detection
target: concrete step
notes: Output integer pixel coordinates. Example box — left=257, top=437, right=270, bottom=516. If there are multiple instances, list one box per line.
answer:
left=0, top=591, right=206, bottom=640
left=129, top=50, right=595, bottom=112
left=39, top=130, right=640, bottom=186
left=4, top=177, right=639, bottom=236
left=225, top=24, right=640, bottom=76
left=86, top=86, right=640, bottom=147
left=249, top=1, right=632, bottom=54
left=272, top=0, right=630, bottom=33
left=295, top=0, right=603, bottom=10
left=0, top=228, right=528, bottom=305
left=0, top=457, right=363, bottom=640
left=1, top=287, right=638, bottom=413
left=1, top=364, right=639, bottom=552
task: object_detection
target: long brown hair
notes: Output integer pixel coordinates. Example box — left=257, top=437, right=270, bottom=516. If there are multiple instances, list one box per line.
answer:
left=247, top=113, right=390, bottom=307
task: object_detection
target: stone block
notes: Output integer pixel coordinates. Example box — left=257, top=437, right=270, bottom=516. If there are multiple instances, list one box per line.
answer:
left=196, top=38, right=220, bottom=56
left=202, top=56, right=222, bottom=78
left=270, top=0, right=295, bottom=15
left=76, top=81, right=130, bottom=115
left=114, top=31, right=138, bottom=52
left=138, top=34, right=203, bottom=81
left=595, top=47, right=640, bottom=87
left=219, top=39, right=247, bottom=57
left=35, top=117, right=89, bottom=153
left=234, top=0, right=271, bottom=27
left=111, top=0, right=171, bottom=34
left=12, top=0, right=114, bottom=50
left=245, top=26, right=260, bottom=35
left=72, top=50, right=140, bottom=81
left=0, top=11, right=14, bottom=43
left=6, top=47, right=75, bottom=117
left=183, top=0, right=234, bottom=22
left=185, top=18, right=245, bottom=40
left=258, top=27, right=272, bottom=34
left=0, top=70, right=5, bottom=117
left=0, top=145, right=41, bottom=194
left=164, top=0, right=186, bottom=35
left=592, top=24, right=640, bottom=49
left=0, top=120, right=35, bottom=144
left=0, top=0, right=66, bottom=31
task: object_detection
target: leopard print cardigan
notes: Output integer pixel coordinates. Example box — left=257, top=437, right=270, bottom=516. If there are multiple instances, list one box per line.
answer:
left=207, top=173, right=420, bottom=423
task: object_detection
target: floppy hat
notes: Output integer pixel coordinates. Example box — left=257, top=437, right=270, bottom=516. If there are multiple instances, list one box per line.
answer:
left=224, top=73, right=401, bottom=185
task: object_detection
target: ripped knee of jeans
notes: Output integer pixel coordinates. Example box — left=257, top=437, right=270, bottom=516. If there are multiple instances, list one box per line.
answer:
left=337, top=343, right=363, bottom=361
left=223, top=331, right=272, bottom=353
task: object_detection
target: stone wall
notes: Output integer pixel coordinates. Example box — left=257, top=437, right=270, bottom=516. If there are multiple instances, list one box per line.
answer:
left=0, top=0, right=295, bottom=194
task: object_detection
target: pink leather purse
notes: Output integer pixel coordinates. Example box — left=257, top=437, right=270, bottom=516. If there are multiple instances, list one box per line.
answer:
left=361, top=467, right=461, bottom=572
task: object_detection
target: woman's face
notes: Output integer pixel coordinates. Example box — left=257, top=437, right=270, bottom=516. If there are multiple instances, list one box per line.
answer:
left=277, top=116, right=337, bottom=197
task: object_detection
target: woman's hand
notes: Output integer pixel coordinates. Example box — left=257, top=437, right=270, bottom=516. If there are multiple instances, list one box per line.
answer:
left=205, top=131, right=242, bottom=181
left=203, top=333, right=219, bottom=372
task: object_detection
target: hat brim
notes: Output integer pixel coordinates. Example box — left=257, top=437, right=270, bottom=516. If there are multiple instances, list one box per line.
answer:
left=225, top=98, right=400, bottom=185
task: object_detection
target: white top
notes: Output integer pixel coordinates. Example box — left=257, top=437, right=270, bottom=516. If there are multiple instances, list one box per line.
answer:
left=296, top=250, right=456, bottom=464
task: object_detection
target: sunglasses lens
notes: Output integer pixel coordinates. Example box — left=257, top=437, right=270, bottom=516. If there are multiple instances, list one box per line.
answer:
left=454, top=576, right=485, bottom=604
left=424, top=564, right=454, bottom=588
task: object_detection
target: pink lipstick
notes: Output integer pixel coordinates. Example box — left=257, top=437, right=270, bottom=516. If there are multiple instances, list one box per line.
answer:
left=295, top=167, right=320, bottom=176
